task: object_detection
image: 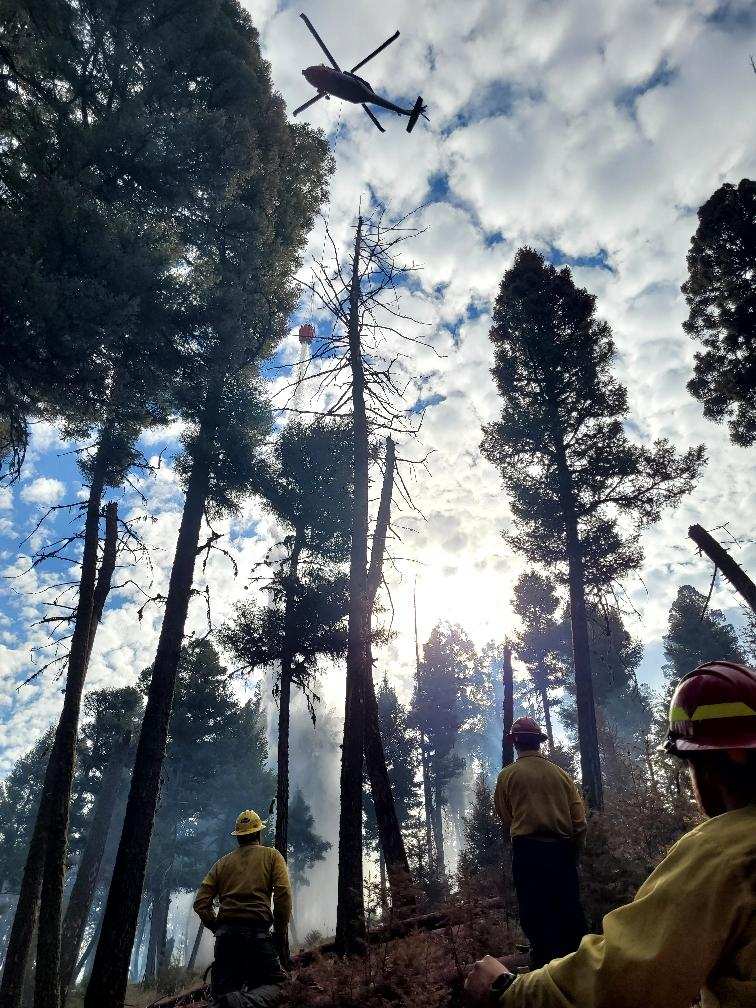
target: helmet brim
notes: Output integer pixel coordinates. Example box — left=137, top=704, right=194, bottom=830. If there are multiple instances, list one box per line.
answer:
left=664, top=736, right=756, bottom=755
left=231, top=822, right=266, bottom=836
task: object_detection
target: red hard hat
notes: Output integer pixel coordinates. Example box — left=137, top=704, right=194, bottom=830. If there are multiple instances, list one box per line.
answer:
left=298, top=323, right=316, bottom=344
left=508, top=716, right=547, bottom=742
left=665, top=661, right=756, bottom=755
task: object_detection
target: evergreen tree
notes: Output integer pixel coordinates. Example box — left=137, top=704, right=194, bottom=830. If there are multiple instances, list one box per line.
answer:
left=460, top=774, right=504, bottom=876
left=374, top=678, right=420, bottom=830
left=683, top=179, right=756, bottom=445
left=0, top=0, right=197, bottom=995
left=481, top=249, right=704, bottom=809
left=411, top=623, right=477, bottom=877
left=60, top=689, right=143, bottom=999
left=512, top=572, right=571, bottom=750
left=560, top=607, right=652, bottom=783
left=84, top=4, right=331, bottom=999
left=287, top=790, right=331, bottom=919
left=220, top=419, right=352, bottom=859
left=663, top=585, right=744, bottom=685
left=0, top=735, right=52, bottom=899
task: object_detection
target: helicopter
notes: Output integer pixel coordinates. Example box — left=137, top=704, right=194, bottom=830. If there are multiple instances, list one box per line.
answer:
left=292, top=13, right=427, bottom=133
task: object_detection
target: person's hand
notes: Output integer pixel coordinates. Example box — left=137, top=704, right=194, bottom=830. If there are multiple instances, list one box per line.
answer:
left=464, top=956, right=510, bottom=1004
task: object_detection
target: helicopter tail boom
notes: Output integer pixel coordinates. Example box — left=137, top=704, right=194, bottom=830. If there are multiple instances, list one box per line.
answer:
left=406, top=95, right=427, bottom=133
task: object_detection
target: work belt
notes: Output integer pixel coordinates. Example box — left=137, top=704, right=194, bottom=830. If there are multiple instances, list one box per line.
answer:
left=516, top=831, right=571, bottom=843
left=215, top=921, right=273, bottom=938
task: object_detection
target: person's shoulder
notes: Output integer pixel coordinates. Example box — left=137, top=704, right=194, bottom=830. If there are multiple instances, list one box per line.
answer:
left=209, top=850, right=235, bottom=873
left=542, top=757, right=576, bottom=783
left=496, top=763, right=516, bottom=784
left=678, top=805, right=756, bottom=861
left=261, top=844, right=286, bottom=863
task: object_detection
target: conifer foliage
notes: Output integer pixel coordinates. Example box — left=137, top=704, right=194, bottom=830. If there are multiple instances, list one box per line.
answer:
left=81, top=3, right=331, bottom=1002
left=683, top=178, right=756, bottom=445
left=481, top=249, right=705, bottom=809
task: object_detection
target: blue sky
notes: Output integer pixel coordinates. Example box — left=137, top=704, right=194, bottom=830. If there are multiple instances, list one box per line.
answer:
left=2, top=0, right=756, bottom=782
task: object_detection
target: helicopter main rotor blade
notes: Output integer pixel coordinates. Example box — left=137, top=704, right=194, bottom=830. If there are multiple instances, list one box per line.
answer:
left=350, top=31, right=400, bottom=74
left=300, top=13, right=341, bottom=71
left=361, top=104, right=385, bottom=132
left=292, top=91, right=327, bottom=117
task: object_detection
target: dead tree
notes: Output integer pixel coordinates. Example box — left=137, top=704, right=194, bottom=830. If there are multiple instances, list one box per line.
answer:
left=296, top=206, right=431, bottom=951
left=365, top=437, right=416, bottom=915
left=689, top=524, right=756, bottom=614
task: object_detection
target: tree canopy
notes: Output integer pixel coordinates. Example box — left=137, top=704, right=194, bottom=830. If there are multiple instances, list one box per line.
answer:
left=683, top=178, right=756, bottom=446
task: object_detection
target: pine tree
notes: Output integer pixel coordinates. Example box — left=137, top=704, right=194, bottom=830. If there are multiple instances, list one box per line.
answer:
left=460, top=774, right=504, bottom=876
left=683, top=179, right=756, bottom=445
left=663, top=585, right=744, bottom=684
left=0, top=0, right=195, bottom=994
left=84, top=5, right=331, bottom=993
left=560, top=607, right=652, bottom=783
left=411, top=623, right=477, bottom=878
left=512, top=572, right=571, bottom=750
left=60, top=689, right=142, bottom=999
left=287, top=790, right=331, bottom=929
left=220, top=419, right=352, bottom=860
left=481, top=249, right=704, bottom=809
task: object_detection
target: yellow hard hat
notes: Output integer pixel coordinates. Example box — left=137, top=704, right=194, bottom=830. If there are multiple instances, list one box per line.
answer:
left=231, top=809, right=266, bottom=837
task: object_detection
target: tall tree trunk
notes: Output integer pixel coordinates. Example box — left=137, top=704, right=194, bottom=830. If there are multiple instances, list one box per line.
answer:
left=501, top=644, right=514, bottom=768
left=35, top=463, right=118, bottom=1008
left=363, top=437, right=416, bottom=915
left=552, top=432, right=603, bottom=811
left=59, top=729, right=129, bottom=1001
left=688, top=524, right=756, bottom=614
left=419, top=733, right=436, bottom=871
left=129, top=898, right=150, bottom=983
left=539, top=680, right=555, bottom=752
left=84, top=440, right=212, bottom=1008
left=275, top=530, right=304, bottom=860
left=430, top=770, right=446, bottom=880
left=186, top=922, right=203, bottom=972
left=335, top=216, right=368, bottom=955
left=415, top=589, right=436, bottom=872
left=1, top=445, right=111, bottom=1008
left=141, top=882, right=162, bottom=986
left=153, top=885, right=171, bottom=977
left=378, top=853, right=388, bottom=917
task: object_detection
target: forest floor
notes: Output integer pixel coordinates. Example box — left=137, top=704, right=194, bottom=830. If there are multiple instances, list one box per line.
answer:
left=110, top=889, right=519, bottom=1008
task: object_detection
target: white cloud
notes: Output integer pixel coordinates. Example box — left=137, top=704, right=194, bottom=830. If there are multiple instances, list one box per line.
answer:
left=19, top=477, right=66, bottom=506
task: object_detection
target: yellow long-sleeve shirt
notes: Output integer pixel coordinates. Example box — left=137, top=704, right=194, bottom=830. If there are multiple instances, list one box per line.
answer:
left=494, top=752, right=586, bottom=840
left=501, top=804, right=756, bottom=1008
left=193, top=844, right=292, bottom=934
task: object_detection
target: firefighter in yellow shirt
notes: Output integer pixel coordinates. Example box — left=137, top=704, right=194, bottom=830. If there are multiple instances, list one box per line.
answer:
left=194, top=809, right=292, bottom=1007
left=466, top=661, right=756, bottom=1008
left=494, top=716, right=588, bottom=968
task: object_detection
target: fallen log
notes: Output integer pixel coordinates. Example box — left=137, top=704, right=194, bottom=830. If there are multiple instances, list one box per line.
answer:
left=294, top=897, right=506, bottom=966
left=688, top=524, right=756, bottom=614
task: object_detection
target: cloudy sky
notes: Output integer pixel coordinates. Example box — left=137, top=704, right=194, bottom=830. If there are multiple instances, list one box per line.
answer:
left=1, top=0, right=756, bottom=792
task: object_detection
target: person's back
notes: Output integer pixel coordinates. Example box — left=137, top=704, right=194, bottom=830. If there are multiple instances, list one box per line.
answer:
left=494, top=751, right=586, bottom=840
left=194, top=810, right=291, bottom=1005
left=493, top=719, right=587, bottom=968
left=196, top=844, right=290, bottom=930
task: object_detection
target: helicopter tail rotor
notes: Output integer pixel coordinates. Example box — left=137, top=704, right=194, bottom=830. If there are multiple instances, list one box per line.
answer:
left=406, top=95, right=427, bottom=133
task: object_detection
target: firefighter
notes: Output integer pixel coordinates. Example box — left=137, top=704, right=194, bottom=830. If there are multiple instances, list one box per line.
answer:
left=193, top=810, right=292, bottom=1008
left=494, top=716, right=587, bottom=968
left=466, top=661, right=756, bottom=1008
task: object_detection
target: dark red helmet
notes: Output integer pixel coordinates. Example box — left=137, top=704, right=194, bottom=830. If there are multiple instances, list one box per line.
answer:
left=665, top=661, right=756, bottom=755
left=508, top=716, right=547, bottom=742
